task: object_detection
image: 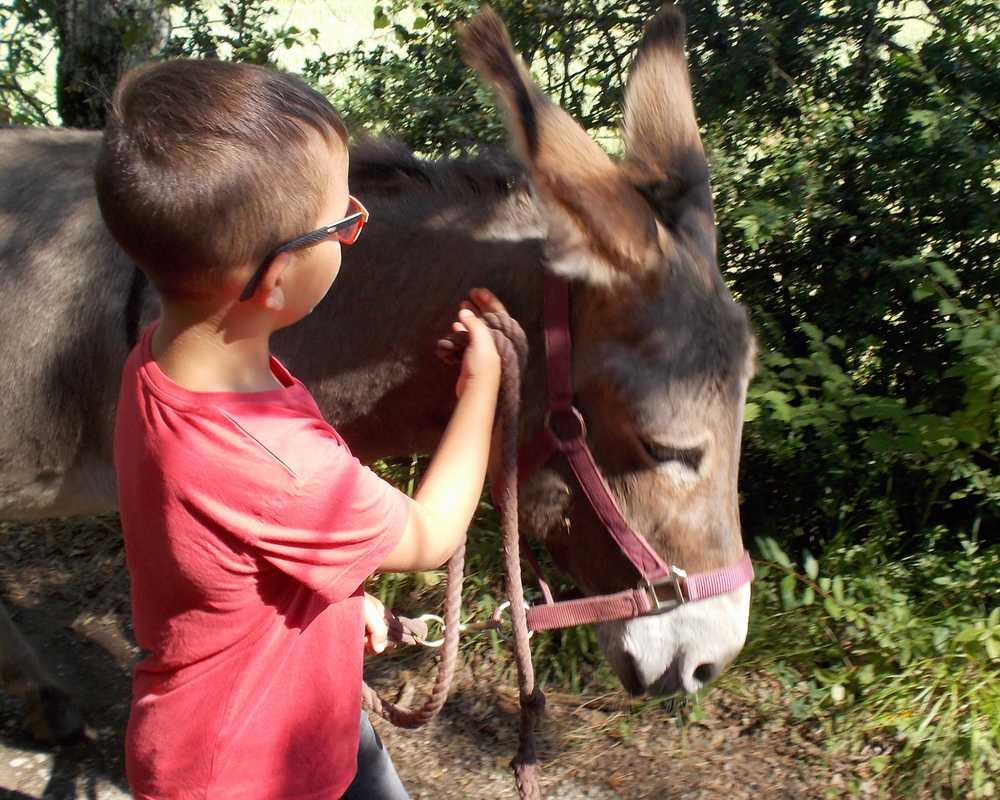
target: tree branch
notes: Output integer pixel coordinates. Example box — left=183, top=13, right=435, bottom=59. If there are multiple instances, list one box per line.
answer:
left=0, top=77, right=53, bottom=124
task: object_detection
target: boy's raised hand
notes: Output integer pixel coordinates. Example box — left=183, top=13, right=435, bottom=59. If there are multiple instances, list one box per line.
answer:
left=450, top=288, right=502, bottom=399
left=381, top=288, right=504, bottom=575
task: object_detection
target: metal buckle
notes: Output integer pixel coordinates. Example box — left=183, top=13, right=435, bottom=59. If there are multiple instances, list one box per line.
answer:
left=642, top=565, right=688, bottom=614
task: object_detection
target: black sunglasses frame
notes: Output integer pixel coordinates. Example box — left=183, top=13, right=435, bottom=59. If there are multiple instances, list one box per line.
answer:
left=238, top=197, right=368, bottom=302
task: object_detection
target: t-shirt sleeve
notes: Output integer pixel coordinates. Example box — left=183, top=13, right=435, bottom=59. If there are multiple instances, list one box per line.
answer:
left=244, top=433, right=411, bottom=604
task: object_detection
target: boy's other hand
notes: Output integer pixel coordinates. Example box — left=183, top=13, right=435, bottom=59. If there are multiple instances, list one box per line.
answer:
left=363, top=592, right=388, bottom=655
left=452, top=288, right=502, bottom=399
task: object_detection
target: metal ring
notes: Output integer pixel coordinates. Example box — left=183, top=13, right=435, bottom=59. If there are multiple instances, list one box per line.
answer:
left=411, top=601, right=536, bottom=647
left=493, top=600, right=535, bottom=640
left=544, top=406, right=587, bottom=445
left=415, top=613, right=445, bottom=648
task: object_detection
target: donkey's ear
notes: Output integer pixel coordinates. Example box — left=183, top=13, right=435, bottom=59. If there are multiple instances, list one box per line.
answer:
left=621, top=6, right=711, bottom=214
left=459, top=7, right=668, bottom=286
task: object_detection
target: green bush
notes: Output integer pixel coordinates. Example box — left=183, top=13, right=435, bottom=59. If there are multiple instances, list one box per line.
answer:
left=744, top=263, right=1000, bottom=552
left=748, top=535, right=999, bottom=797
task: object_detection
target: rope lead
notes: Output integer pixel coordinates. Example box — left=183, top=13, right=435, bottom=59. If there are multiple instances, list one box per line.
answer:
left=362, top=308, right=544, bottom=798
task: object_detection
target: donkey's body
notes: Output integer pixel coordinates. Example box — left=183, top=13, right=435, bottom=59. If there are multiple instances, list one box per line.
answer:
left=0, top=131, right=544, bottom=523
left=0, top=5, right=756, bottom=743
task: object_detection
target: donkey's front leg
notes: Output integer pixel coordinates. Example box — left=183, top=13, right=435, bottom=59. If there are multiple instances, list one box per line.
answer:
left=0, top=599, right=85, bottom=742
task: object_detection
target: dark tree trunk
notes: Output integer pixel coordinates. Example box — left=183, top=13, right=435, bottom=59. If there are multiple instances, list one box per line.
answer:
left=42, top=0, right=169, bottom=129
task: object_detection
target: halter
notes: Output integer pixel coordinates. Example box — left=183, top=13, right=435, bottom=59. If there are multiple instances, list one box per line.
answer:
left=515, top=273, right=754, bottom=632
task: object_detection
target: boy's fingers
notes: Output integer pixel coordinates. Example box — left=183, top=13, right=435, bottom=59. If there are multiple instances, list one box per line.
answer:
left=462, top=313, right=500, bottom=360
left=471, top=288, right=508, bottom=316
left=363, top=594, right=388, bottom=654
left=459, top=309, right=489, bottom=340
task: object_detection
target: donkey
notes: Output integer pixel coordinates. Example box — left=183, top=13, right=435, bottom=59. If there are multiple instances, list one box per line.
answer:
left=0, top=4, right=755, bottom=742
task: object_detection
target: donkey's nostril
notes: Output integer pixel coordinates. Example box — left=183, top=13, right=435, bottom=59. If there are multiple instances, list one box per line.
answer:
left=692, top=662, right=719, bottom=688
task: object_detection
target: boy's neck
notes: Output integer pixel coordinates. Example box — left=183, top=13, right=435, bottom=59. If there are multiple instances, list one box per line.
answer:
left=152, top=299, right=283, bottom=393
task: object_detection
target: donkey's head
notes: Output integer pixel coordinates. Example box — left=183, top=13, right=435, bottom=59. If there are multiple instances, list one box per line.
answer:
left=461, top=6, right=756, bottom=695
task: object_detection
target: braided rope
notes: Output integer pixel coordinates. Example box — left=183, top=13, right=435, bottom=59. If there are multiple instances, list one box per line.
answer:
left=488, top=316, right=545, bottom=800
left=361, top=540, right=465, bottom=728
left=361, top=307, right=544, bottom=798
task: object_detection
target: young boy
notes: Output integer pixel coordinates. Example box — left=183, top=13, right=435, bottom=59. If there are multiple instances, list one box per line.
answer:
left=96, top=58, right=501, bottom=799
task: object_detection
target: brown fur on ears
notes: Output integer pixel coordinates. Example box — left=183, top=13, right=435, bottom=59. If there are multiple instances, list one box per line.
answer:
left=623, top=4, right=708, bottom=194
left=459, top=6, right=667, bottom=285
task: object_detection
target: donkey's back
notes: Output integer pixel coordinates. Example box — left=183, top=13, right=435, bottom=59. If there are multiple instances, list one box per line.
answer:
left=0, top=128, right=138, bottom=519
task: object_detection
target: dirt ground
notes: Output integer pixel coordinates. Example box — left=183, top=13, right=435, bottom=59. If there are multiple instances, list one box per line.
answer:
left=0, top=517, right=864, bottom=799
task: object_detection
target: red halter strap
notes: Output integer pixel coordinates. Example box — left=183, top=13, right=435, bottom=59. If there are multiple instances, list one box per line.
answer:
left=515, top=273, right=754, bottom=631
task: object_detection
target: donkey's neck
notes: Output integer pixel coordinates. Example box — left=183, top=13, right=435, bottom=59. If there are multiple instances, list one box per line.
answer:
left=272, top=189, right=547, bottom=463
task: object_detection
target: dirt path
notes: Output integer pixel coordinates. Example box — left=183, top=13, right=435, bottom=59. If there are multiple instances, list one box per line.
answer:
left=0, top=517, right=854, bottom=799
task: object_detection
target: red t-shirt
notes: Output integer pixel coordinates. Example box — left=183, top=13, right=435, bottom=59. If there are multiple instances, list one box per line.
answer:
left=114, top=324, right=409, bottom=800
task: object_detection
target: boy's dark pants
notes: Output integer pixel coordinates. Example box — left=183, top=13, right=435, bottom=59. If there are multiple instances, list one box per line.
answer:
left=341, top=712, right=410, bottom=799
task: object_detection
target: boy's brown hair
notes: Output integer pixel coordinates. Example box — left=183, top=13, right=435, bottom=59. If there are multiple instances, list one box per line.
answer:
left=95, top=59, right=348, bottom=297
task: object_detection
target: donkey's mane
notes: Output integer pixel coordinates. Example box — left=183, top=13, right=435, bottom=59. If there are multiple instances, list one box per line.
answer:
left=350, top=137, right=527, bottom=200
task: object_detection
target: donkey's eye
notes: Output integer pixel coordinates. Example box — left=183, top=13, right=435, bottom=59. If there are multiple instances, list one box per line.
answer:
left=641, top=441, right=704, bottom=472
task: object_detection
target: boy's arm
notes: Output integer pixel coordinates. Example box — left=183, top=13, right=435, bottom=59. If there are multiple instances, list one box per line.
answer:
left=379, top=291, right=502, bottom=573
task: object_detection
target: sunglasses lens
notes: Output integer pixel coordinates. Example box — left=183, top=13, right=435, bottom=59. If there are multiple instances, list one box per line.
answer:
left=336, top=217, right=364, bottom=244
left=337, top=198, right=367, bottom=244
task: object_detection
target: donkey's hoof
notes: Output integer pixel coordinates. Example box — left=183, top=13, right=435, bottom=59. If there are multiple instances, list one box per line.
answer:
left=26, top=685, right=86, bottom=743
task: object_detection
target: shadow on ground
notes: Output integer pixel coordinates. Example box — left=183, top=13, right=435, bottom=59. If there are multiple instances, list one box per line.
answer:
left=1, top=518, right=132, bottom=798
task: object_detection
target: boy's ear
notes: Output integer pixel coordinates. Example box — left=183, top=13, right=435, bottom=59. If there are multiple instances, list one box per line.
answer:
left=257, top=252, right=291, bottom=311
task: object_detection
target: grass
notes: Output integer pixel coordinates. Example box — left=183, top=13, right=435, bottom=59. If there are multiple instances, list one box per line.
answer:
left=736, top=534, right=1000, bottom=798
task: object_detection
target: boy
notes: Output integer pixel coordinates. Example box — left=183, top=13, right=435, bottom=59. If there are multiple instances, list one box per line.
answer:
left=96, top=58, right=501, bottom=799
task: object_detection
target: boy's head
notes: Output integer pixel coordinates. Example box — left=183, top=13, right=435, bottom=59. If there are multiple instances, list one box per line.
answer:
left=95, top=59, right=349, bottom=303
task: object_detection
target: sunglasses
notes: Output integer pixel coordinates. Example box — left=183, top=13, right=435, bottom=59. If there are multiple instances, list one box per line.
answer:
left=239, top=194, right=369, bottom=301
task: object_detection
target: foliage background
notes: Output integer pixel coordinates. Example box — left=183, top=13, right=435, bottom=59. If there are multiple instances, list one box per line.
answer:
left=2, top=0, right=997, bottom=795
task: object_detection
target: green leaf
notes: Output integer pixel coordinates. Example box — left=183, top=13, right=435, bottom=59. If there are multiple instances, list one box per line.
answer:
left=929, top=261, right=961, bottom=290
left=803, top=552, right=819, bottom=580
left=913, top=282, right=935, bottom=301
left=800, top=322, right=823, bottom=342
left=770, top=541, right=793, bottom=569
left=939, top=298, right=959, bottom=316
left=780, top=574, right=798, bottom=609
left=954, top=625, right=983, bottom=643
left=735, top=216, right=761, bottom=250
